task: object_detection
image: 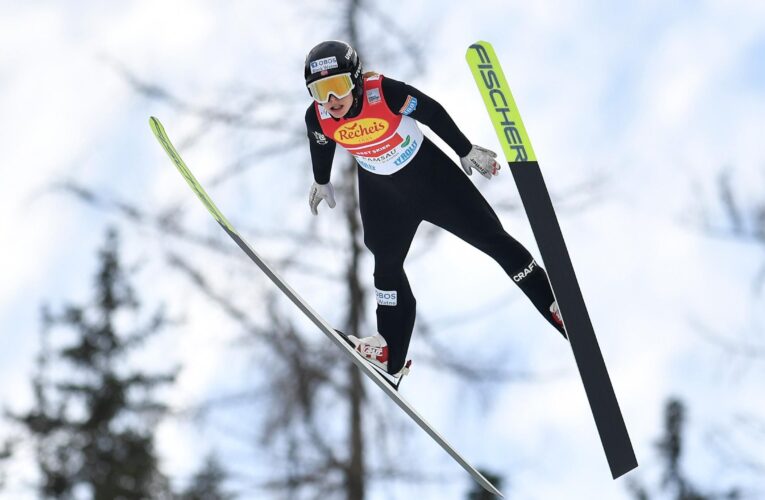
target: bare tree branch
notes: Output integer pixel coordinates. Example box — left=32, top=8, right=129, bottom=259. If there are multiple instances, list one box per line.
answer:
left=103, top=56, right=297, bottom=132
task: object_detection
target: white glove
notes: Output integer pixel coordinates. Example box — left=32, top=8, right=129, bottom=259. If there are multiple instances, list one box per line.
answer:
left=309, top=181, right=336, bottom=215
left=460, top=145, right=501, bottom=179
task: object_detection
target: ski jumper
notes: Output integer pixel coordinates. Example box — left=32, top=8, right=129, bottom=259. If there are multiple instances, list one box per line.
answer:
left=305, top=74, right=565, bottom=373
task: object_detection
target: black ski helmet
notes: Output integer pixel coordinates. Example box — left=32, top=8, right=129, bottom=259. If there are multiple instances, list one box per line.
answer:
left=304, top=40, right=364, bottom=102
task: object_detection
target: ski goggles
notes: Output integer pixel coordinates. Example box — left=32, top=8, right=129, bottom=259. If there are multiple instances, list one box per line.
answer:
left=307, top=73, right=355, bottom=104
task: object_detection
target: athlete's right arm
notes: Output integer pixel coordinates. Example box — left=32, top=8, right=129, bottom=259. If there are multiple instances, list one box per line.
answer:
left=305, top=105, right=337, bottom=185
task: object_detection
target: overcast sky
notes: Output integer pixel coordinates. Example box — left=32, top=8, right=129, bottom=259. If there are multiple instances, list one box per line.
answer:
left=2, top=1, right=764, bottom=499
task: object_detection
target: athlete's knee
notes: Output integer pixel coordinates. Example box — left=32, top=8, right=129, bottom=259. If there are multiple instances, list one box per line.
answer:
left=373, top=254, right=407, bottom=282
left=476, top=230, right=532, bottom=263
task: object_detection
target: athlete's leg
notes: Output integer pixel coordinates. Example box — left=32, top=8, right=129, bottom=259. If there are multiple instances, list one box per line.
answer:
left=358, top=171, right=422, bottom=372
left=417, top=145, right=566, bottom=337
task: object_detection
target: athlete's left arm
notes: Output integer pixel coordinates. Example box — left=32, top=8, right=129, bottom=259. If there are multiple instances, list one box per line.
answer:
left=381, top=77, right=472, bottom=157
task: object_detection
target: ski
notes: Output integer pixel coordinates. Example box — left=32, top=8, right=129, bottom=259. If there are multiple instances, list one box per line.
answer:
left=148, top=117, right=504, bottom=498
left=466, top=41, right=638, bottom=479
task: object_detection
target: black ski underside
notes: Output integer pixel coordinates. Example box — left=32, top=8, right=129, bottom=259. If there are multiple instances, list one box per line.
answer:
left=511, top=160, right=638, bottom=478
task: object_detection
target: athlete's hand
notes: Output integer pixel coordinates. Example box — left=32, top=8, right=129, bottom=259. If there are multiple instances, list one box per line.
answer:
left=460, top=145, right=501, bottom=180
left=309, top=181, right=336, bottom=215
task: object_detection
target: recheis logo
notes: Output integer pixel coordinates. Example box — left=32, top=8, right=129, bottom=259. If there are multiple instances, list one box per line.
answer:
left=334, top=118, right=389, bottom=145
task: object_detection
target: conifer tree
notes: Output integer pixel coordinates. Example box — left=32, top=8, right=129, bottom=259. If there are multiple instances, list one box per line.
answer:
left=11, top=228, right=176, bottom=499
left=178, top=454, right=234, bottom=500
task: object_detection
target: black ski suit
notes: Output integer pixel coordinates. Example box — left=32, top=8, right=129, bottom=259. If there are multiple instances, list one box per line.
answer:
left=306, top=76, right=565, bottom=373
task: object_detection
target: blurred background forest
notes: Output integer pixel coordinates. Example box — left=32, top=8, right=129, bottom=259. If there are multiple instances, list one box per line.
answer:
left=1, top=1, right=764, bottom=499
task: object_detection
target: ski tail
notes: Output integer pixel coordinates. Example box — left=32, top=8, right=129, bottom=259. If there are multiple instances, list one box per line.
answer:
left=466, top=41, right=637, bottom=479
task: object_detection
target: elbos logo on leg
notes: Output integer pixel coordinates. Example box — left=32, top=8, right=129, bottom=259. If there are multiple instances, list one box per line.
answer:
left=375, top=288, right=398, bottom=306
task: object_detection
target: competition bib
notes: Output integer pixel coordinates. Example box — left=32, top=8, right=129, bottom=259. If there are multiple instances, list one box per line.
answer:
left=315, top=75, right=423, bottom=175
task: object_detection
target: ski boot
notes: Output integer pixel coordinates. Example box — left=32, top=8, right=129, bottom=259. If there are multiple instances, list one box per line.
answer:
left=550, top=301, right=568, bottom=338
left=347, top=333, right=412, bottom=384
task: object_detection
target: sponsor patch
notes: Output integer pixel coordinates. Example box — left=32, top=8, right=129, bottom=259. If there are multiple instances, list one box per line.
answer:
left=312, top=131, right=328, bottom=145
left=359, top=344, right=384, bottom=357
left=375, top=288, right=398, bottom=306
left=513, top=260, right=537, bottom=282
left=309, top=56, right=338, bottom=74
left=344, top=45, right=353, bottom=60
left=399, top=95, right=418, bottom=116
left=357, top=158, right=376, bottom=171
left=318, top=106, right=332, bottom=120
left=366, top=88, right=381, bottom=104
left=334, top=118, right=390, bottom=145
left=393, top=138, right=418, bottom=166
left=352, top=133, right=404, bottom=158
